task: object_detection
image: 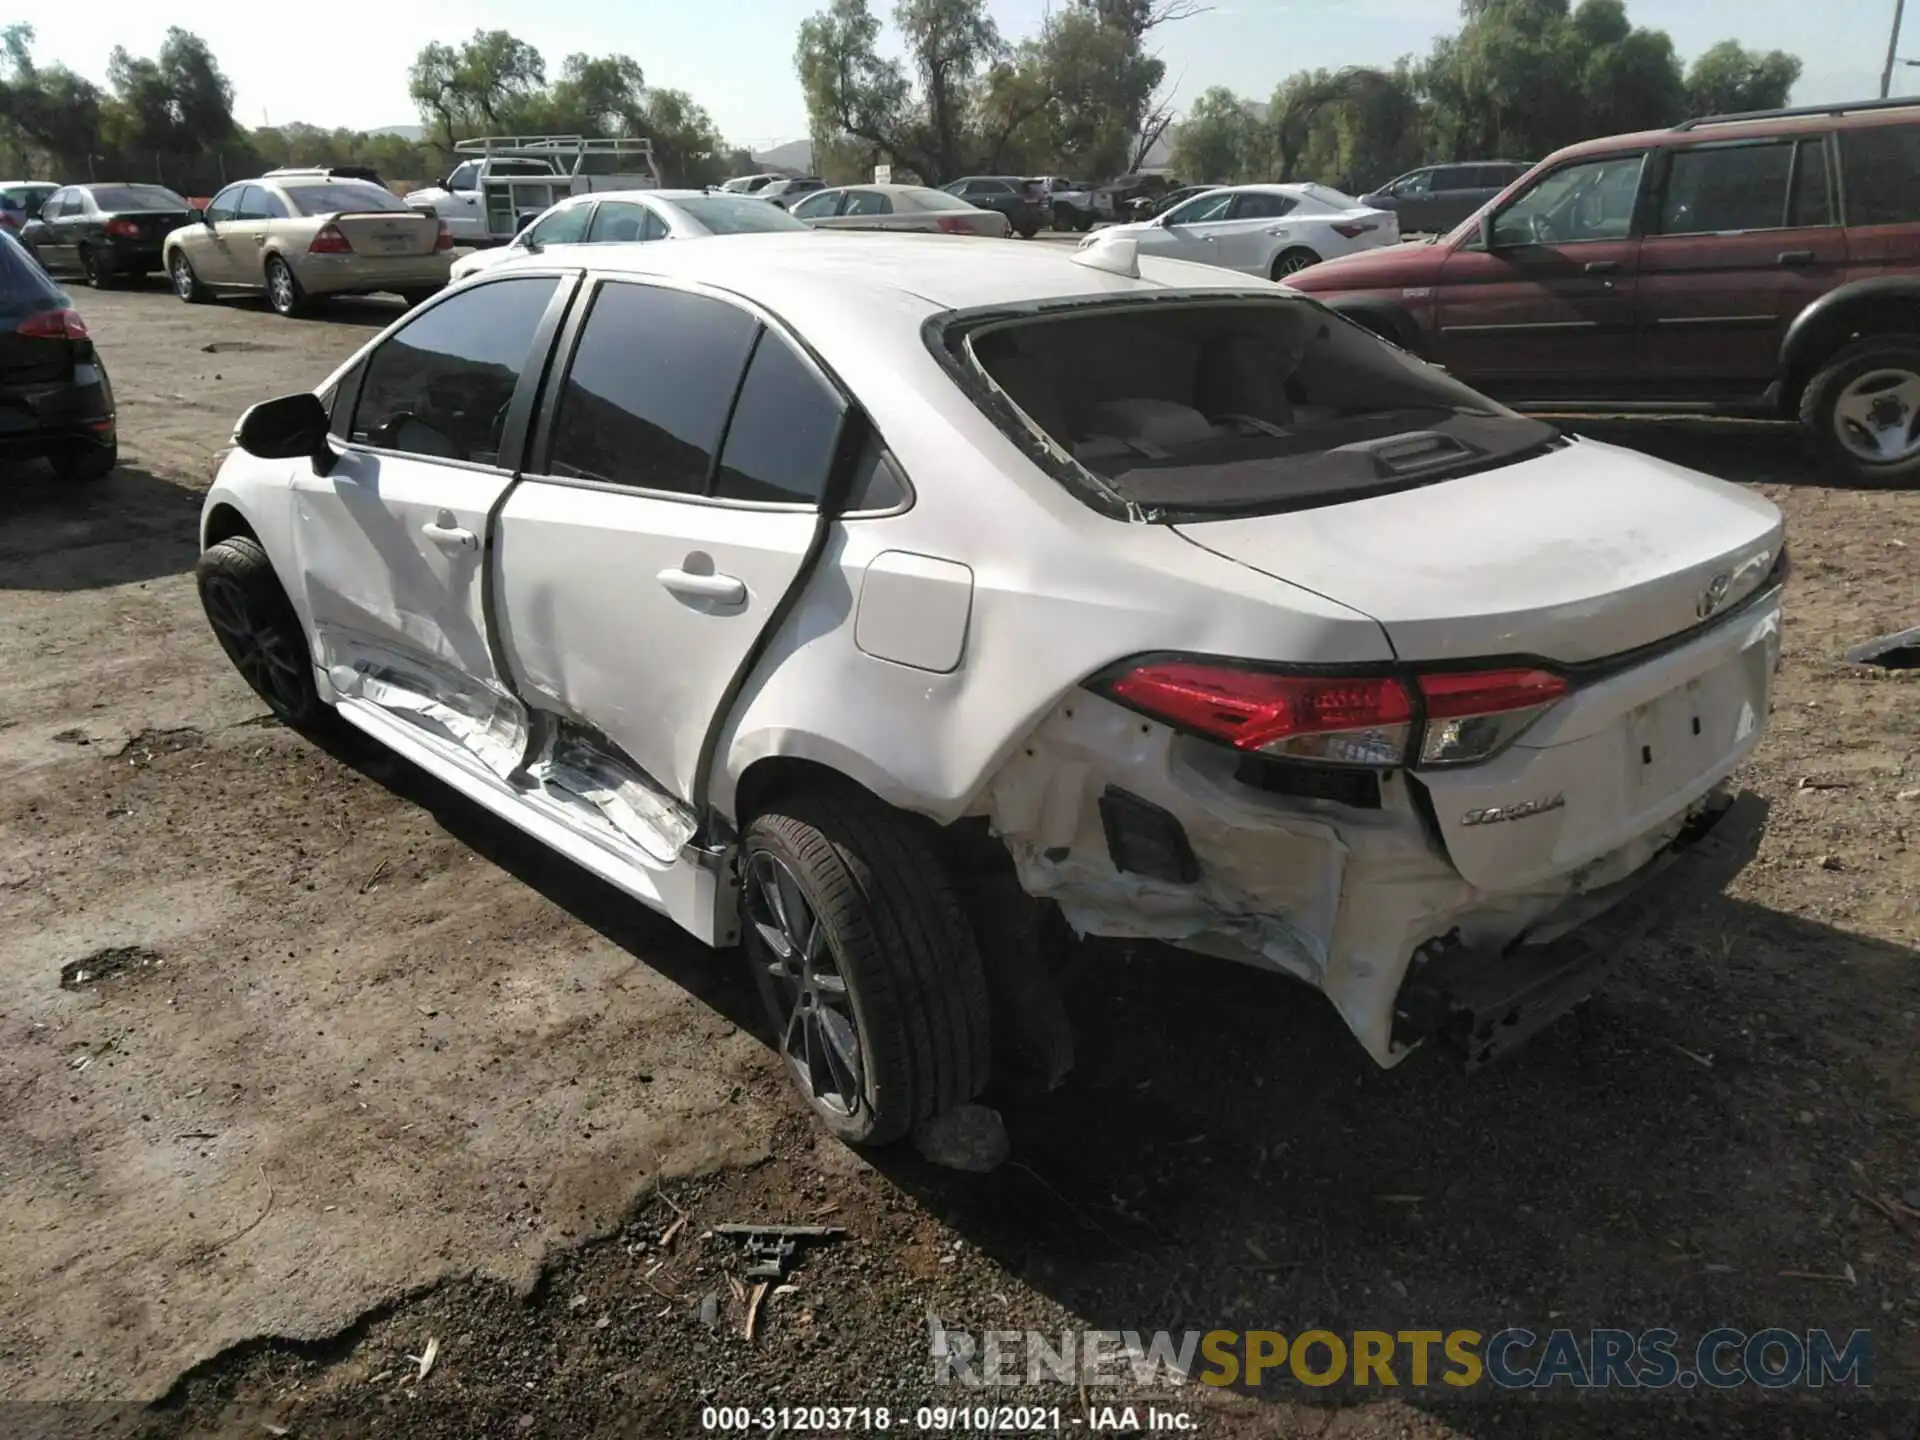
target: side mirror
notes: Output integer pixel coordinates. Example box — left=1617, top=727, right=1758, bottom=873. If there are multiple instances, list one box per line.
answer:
left=234, top=392, right=334, bottom=474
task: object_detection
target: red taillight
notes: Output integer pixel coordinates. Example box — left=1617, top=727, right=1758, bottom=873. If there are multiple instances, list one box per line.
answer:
left=1097, top=660, right=1569, bottom=768
left=435, top=221, right=453, bottom=251
left=936, top=216, right=967, bottom=234
left=1107, top=661, right=1415, bottom=766
left=1330, top=221, right=1379, bottom=239
left=309, top=224, right=353, bottom=254
left=15, top=307, right=88, bottom=340
left=1415, top=668, right=1567, bottom=766
left=104, top=217, right=141, bottom=239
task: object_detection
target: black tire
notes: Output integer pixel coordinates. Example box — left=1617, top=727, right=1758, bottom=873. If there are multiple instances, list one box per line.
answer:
left=1017, top=223, right=1038, bottom=240
left=264, top=255, right=309, bottom=318
left=196, top=536, right=324, bottom=728
left=78, top=244, right=111, bottom=289
left=46, top=436, right=117, bottom=482
left=1799, top=333, right=1920, bottom=488
left=1075, top=211, right=1095, bottom=233
left=169, top=250, right=209, bottom=304
left=1271, top=247, right=1322, bottom=280
left=740, top=788, right=991, bottom=1145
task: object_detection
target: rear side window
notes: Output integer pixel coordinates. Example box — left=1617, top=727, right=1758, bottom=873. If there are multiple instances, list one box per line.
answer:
left=545, top=281, right=760, bottom=495
left=958, top=298, right=1556, bottom=515
left=843, top=190, right=892, bottom=217
left=1232, top=193, right=1296, bottom=220
left=586, top=202, right=667, bottom=242
left=714, top=333, right=846, bottom=504
left=1656, top=141, right=1795, bottom=234
left=1788, top=140, right=1834, bottom=227
left=351, top=276, right=558, bottom=465
left=1840, top=122, right=1920, bottom=226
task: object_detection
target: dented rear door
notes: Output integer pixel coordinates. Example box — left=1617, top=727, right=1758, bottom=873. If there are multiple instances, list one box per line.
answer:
left=290, top=273, right=574, bottom=771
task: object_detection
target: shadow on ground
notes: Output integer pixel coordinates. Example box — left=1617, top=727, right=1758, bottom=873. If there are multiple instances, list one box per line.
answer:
left=0, top=462, right=204, bottom=590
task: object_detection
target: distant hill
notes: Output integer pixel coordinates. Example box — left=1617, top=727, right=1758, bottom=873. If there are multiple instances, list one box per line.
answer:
left=751, top=139, right=815, bottom=173
left=368, top=124, right=426, bottom=141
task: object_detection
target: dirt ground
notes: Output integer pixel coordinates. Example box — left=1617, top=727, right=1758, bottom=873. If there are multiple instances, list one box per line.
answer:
left=0, top=283, right=1915, bottom=1440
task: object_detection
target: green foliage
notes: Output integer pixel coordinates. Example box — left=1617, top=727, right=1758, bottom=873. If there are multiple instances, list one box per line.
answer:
left=1685, top=40, right=1802, bottom=118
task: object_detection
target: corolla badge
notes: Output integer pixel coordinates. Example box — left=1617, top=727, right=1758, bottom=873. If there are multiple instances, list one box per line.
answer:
left=1461, top=794, right=1566, bottom=827
left=1695, top=570, right=1734, bottom=620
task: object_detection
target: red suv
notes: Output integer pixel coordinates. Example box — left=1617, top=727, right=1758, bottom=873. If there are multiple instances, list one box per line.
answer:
left=1286, top=98, right=1920, bottom=484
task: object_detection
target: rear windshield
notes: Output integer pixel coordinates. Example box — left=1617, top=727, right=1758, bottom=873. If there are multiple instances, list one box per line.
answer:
left=902, top=189, right=976, bottom=212
left=670, top=195, right=809, bottom=233
left=958, top=298, right=1558, bottom=516
left=0, top=231, right=65, bottom=316
left=284, top=182, right=408, bottom=216
left=89, top=185, right=189, bottom=211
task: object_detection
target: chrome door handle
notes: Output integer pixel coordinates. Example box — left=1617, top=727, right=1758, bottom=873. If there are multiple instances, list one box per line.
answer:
left=421, top=511, right=477, bottom=552
left=658, top=568, right=747, bottom=605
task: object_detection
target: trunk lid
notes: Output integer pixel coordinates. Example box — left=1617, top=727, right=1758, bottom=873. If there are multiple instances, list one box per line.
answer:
left=109, top=209, right=191, bottom=241
left=328, top=210, right=442, bottom=258
left=1172, top=437, right=1784, bottom=665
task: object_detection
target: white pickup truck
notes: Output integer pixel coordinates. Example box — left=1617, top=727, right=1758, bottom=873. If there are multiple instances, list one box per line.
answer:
left=1027, top=176, right=1101, bottom=232
left=407, top=136, right=662, bottom=246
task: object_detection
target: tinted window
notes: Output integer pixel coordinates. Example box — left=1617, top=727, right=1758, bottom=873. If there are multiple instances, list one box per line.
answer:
left=285, top=182, right=406, bottom=216
left=0, top=231, right=65, bottom=316
left=586, top=202, right=660, bottom=242
left=844, top=436, right=908, bottom=512
left=88, top=185, right=187, bottom=211
left=1657, top=142, right=1794, bottom=234
left=527, top=203, right=592, bottom=246
left=1232, top=192, right=1296, bottom=220
left=1789, top=139, right=1833, bottom=227
left=1393, top=170, right=1433, bottom=196
left=351, top=276, right=558, bottom=465
left=842, top=190, right=892, bottom=217
left=234, top=186, right=286, bottom=221
left=546, top=282, right=759, bottom=495
left=968, top=180, right=1014, bottom=196
left=205, top=185, right=245, bottom=224
left=1471, top=166, right=1519, bottom=189
left=714, top=333, right=846, bottom=503
left=1165, top=191, right=1236, bottom=225
left=1840, top=122, right=1920, bottom=226
left=1492, top=153, right=1644, bottom=245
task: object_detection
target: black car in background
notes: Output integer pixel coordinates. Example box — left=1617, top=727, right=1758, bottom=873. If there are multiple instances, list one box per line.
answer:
left=940, top=176, right=1052, bottom=238
left=0, top=231, right=115, bottom=481
left=1126, top=183, right=1220, bottom=220
left=19, top=183, right=195, bottom=287
left=1359, top=161, right=1529, bottom=233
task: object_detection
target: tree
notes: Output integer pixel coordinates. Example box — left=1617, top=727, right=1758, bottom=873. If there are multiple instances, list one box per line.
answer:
left=1170, top=86, right=1266, bottom=182
left=407, top=29, right=547, bottom=145
left=795, top=0, right=917, bottom=173
left=0, top=24, right=103, bottom=176
left=1686, top=39, right=1802, bottom=118
left=638, top=88, right=729, bottom=186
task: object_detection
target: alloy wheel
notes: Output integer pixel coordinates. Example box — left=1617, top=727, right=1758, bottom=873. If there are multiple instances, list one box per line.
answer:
left=267, top=261, right=295, bottom=314
left=201, top=573, right=308, bottom=717
left=171, top=256, right=195, bottom=300
left=1832, top=367, right=1920, bottom=464
left=743, top=850, right=864, bottom=1118
left=1272, top=251, right=1318, bottom=277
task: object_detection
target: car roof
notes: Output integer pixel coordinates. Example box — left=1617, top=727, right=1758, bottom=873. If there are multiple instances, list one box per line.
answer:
left=1543, top=100, right=1920, bottom=168
left=488, top=230, right=1270, bottom=312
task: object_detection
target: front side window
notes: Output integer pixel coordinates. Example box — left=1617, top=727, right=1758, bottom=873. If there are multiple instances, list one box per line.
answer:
left=1490, top=153, right=1645, bottom=246
left=350, top=276, right=559, bottom=465
left=714, top=332, right=846, bottom=504
left=204, top=184, right=245, bottom=224
left=968, top=180, right=1014, bottom=197
left=1165, top=191, right=1236, bottom=225
left=527, top=203, right=592, bottom=247
left=446, top=162, right=480, bottom=192
left=1655, top=141, right=1796, bottom=235
left=545, top=282, right=760, bottom=495
left=790, top=190, right=841, bottom=220
left=1840, top=122, right=1920, bottom=226
left=1393, top=170, right=1433, bottom=196
left=842, top=189, right=892, bottom=218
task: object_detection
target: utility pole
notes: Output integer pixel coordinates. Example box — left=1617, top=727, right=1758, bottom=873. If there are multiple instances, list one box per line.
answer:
left=1884, top=0, right=1908, bottom=98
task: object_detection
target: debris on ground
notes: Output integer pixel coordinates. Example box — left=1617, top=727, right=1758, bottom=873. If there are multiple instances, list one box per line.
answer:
left=1844, top=623, right=1920, bottom=669
left=911, top=1103, right=1010, bottom=1173
left=710, top=1223, right=847, bottom=1279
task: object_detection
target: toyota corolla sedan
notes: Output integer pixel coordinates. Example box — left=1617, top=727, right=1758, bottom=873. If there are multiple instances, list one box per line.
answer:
left=195, top=232, right=1784, bottom=1146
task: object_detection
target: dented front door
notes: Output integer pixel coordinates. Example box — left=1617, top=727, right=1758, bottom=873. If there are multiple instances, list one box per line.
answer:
left=289, top=274, right=570, bottom=769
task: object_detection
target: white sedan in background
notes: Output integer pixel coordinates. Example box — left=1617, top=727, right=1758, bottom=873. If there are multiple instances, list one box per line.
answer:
left=1083, top=182, right=1399, bottom=280
left=449, top=188, right=809, bottom=282
left=789, top=184, right=1010, bottom=238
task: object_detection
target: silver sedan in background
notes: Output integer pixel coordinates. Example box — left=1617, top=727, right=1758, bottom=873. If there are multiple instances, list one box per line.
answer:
left=450, top=189, right=812, bottom=283
left=789, top=184, right=1011, bottom=237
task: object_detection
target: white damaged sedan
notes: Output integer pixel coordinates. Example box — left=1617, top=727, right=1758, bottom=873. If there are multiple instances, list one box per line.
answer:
left=197, top=232, right=1784, bottom=1144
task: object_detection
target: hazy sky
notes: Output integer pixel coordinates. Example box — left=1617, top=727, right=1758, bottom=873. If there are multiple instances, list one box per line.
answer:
left=20, top=0, right=1919, bottom=151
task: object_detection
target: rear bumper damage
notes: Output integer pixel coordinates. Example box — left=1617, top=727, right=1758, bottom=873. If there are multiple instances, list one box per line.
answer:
left=1389, top=788, right=1766, bottom=1069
